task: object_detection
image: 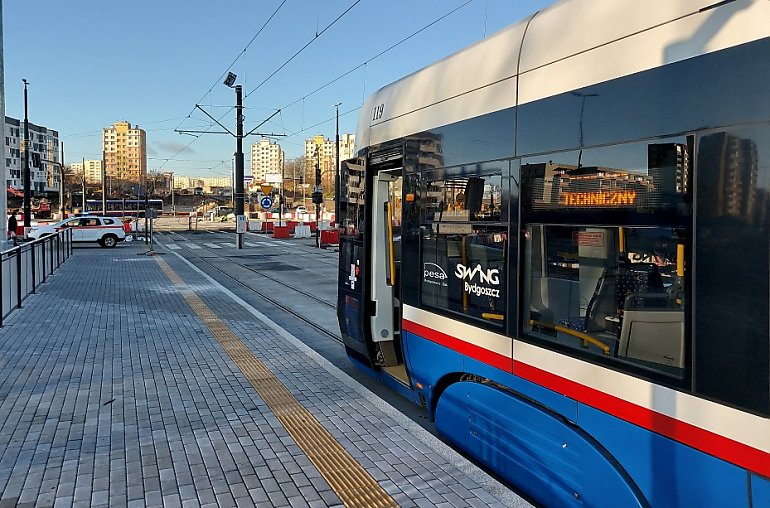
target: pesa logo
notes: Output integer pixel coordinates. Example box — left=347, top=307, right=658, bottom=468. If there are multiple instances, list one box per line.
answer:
left=423, top=263, right=448, bottom=287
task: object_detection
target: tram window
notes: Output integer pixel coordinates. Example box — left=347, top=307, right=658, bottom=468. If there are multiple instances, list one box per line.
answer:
left=694, top=126, right=770, bottom=415
left=421, top=225, right=506, bottom=328
left=521, top=137, right=693, bottom=381
left=525, top=225, right=686, bottom=376
left=424, top=173, right=502, bottom=222
left=339, top=159, right=366, bottom=238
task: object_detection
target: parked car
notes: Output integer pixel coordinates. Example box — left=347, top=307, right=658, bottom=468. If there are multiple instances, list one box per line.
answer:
left=295, top=206, right=308, bottom=215
left=27, top=215, right=126, bottom=248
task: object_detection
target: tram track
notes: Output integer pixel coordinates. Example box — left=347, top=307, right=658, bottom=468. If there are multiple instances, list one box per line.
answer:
left=154, top=229, right=343, bottom=344
left=202, top=229, right=339, bottom=268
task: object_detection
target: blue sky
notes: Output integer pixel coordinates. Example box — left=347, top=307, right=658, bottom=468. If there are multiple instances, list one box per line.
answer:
left=4, top=0, right=554, bottom=178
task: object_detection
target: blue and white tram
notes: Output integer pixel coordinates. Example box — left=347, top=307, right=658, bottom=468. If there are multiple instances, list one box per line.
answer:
left=336, top=1, right=770, bottom=506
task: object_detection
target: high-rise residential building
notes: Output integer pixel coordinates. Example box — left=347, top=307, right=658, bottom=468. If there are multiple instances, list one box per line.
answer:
left=304, top=133, right=356, bottom=184
left=103, top=121, right=147, bottom=184
left=70, top=160, right=103, bottom=184
left=4, top=116, right=60, bottom=193
left=250, top=138, right=284, bottom=183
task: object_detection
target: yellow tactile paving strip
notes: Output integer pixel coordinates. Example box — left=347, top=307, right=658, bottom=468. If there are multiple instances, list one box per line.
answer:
left=155, top=256, right=398, bottom=508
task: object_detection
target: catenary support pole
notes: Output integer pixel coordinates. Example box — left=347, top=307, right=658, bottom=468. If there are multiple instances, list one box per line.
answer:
left=23, top=79, right=31, bottom=228
left=235, top=85, right=244, bottom=249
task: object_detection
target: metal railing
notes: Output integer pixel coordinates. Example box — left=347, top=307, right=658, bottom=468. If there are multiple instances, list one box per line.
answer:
left=0, top=229, right=74, bottom=326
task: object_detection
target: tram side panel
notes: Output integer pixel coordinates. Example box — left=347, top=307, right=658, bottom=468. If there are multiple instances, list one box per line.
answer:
left=340, top=1, right=770, bottom=506
left=403, top=40, right=770, bottom=508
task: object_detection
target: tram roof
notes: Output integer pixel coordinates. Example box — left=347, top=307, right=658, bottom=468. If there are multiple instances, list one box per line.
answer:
left=357, top=0, right=769, bottom=149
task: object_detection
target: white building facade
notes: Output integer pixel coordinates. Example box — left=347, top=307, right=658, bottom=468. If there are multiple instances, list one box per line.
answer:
left=250, top=138, right=284, bottom=183
left=70, top=160, right=103, bottom=184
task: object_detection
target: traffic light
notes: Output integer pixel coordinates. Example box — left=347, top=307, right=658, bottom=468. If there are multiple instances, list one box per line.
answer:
left=315, top=166, right=321, bottom=186
left=312, top=191, right=323, bottom=204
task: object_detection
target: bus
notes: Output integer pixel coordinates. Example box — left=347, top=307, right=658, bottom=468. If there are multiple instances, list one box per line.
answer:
left=336, top=1, right=770, bottom=507
left=85, top=199, right=164, bottom=217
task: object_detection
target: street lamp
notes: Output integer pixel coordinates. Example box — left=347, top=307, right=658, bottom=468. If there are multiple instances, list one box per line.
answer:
left=224, top=73, right=245, bottom=248
left=333, top=102, right=341, bottom=221
left=22, top=79, right=31, bottom=227
left=59, top=142, right=65, bottom=219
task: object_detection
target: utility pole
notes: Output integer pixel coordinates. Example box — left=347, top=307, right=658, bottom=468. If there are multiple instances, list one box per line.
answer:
left=101, top=150, right=106, bottom=215
left=170, top=172, right=175, bottom=216
left=81, top=158, right=86, bottom=213
left=22, top=79, right=31, bottom=228
left=314, top=148, right=321, bottom=248
left=59, top=142, right=65, bottom=219
left=334, top=103, right=341, bottom=223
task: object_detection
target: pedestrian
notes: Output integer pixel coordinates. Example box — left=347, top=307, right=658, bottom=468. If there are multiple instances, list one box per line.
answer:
left=7, top=210, right=18, bottom=245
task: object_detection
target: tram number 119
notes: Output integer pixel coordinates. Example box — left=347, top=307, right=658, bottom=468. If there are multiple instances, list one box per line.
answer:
left=372, top=104, right=384, bottom=121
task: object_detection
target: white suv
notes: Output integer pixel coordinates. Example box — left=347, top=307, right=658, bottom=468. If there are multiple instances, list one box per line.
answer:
left=28, top=216, right=126, bottom=248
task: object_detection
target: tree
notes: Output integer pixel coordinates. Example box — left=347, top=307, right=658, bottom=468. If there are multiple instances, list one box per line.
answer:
left=283, top=156, right=307, bottom=206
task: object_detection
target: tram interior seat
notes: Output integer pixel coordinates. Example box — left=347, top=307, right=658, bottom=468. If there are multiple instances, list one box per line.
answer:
left=618, top=295, right=685, bottom=368
left=530, top=277, right=580, bottom=326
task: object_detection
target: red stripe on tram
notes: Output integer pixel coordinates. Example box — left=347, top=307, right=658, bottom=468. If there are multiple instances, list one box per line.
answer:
left=402, top=318, right=511, bottom=372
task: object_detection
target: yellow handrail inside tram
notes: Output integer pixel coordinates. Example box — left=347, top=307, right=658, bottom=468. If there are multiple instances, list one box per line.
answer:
left=386, top=201, right=396, bottom=286
left=530, top=320, right=611, bottom=355
left=618, top=226, right=625, bottom=254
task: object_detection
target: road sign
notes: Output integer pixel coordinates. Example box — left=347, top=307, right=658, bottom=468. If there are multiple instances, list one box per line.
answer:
left=260, top=184, right=273, bottom=195
left=236, top=215, right=247, bottom=234
left=260, top=196, right=273, bottom=210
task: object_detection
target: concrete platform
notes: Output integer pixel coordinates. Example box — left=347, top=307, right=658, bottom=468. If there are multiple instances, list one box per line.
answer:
left=0, top=242, right=530, bottom=507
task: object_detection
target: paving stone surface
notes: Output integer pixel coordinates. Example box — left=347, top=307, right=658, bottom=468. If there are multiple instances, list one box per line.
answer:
left=0, top=244, right=529, bottom=507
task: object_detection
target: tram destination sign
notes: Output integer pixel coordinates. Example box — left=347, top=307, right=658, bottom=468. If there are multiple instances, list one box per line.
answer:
left=561, top=190, right=637, bottom=207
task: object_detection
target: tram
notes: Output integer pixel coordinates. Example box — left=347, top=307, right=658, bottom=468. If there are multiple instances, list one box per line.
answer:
left=336, top=1, right=770, bottom=506
left=85, top=198, right=164, bottom=217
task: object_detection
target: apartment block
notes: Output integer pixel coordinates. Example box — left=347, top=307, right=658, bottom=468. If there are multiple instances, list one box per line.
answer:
left=4, top=116, right=60, bottom=193
left=103, top=121, right=147, bottom=184
left=201, top=176, right=231, bottom=193
left=251, top=138, right=284, bottom=183
left=70, top=160, right=103, bottom=184
left=304, top=133, right=356, bottom=180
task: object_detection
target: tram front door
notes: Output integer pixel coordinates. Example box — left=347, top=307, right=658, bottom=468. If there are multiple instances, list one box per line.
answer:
left=368, top=169, right=402, bottom=366
left=337, top=158, right=402, bottom=369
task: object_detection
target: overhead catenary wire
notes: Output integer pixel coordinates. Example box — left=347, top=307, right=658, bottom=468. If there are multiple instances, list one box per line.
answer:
left=144, top=0, right=477, bottom=171
left=246, top=0, right=474, bottom=150
left=244, top=0, right=363, bottom=100
left=162, top=0, right=290, bottom=171
left=165, top=0, right=362, bottom=172
left=278, top=0, right=473, bottom=113
left=173, top=0, right=289, bottom=134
